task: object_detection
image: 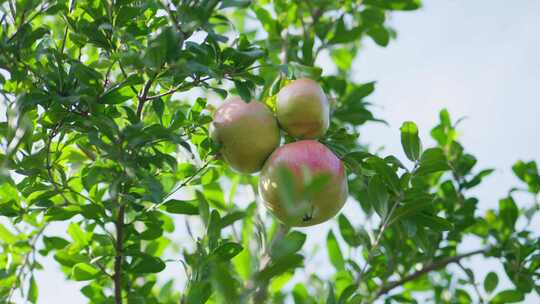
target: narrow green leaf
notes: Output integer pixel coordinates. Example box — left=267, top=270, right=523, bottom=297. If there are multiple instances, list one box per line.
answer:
left=499, top=197, right=518, bottom=230
left=368, top=175, right=390, bottom=218
left=271, top=231, right=306, bottom=259
left=0, top=224, right=17, bottom=244
left=163, top=199, right=199, bottom=215
left=214, top=242, right=243, bottom=260
left=28, top=275, right=38, bottom=303
left=484, top=271, right=499, bottom=293
left=415, top=213, right=453, bottom=231
left=491, top=290, right=524, bottom=303
left=327, top=230, right=345, bottom=271
left=338, top=214, right=361, bottom=247
left=415, top=148, right=449, bottom=175
left=255, top=254, right=303, bottom=283
left=366, top=157, right=401, bottom=193
left=72, top=263, right=100, bottom=281
left=400, top=121, right=422, bottom=161
left=196, top=191, right=210, bottom=226
left=130, top=254, right=165, bottom=274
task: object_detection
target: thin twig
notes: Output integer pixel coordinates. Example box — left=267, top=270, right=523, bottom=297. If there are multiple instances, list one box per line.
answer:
left=357, top=200, right=400, bottom=285
left=457, top=261, right=485, bottom=303
left=373, top=249, right=487, bottom=300
left=117, top=61, right=139, bottom=97
left=45, top=123, right=73, bottom=206
left=145, top=76, right=211, bottom=100
left=59, top=0, right=75, bottom=54
left=6, top=225, right=48, bottom=302
left=132, top=158, right=213, bottom=223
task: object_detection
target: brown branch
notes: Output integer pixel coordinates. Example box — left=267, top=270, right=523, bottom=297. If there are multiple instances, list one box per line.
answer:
left=145, top=76, right=211, bottom=101
left=136, top=73, right=157, bottom=118
left=113, top=204, right=126, bottom=304
left=374, top=248, right=487, bottom=299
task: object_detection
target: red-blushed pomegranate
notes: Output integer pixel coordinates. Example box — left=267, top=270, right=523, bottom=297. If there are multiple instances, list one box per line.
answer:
left=211, top=97, right=280, bottom=174
left=276, top=78, right=330, bottom=139
left=258, top=140, right=348, bottom=226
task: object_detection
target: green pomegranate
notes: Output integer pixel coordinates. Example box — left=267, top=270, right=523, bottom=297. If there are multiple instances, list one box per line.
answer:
left=258, top=140, right=348, bottom=226
left=276, top=78, right=330, bottom=139
left=211, top=97, right=280, bottom=174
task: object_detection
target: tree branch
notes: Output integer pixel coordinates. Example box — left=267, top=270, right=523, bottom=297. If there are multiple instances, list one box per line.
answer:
left=374, top=248, right=487, bottom=299
left=145, top=76, right=211, bottom=101
left=357, top=200, right=400, bottom=286
left=7, top=225, right=47, bottom=302
left=252, top=224, right=289, bottom=303
left=136, top=73, right=158, bottom=118
left=113, top=204, right=126, bottom=304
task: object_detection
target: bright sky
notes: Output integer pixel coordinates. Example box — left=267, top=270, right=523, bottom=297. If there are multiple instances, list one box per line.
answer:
left=18, top=1, right=540, bottom=303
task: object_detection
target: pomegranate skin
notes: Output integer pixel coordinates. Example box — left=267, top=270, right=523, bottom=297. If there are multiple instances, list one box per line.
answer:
left=276, top=78, right=330, bottom=139
left=258, top=140, right=348, bottom=226
left=211, top=97, right=280, bottom=174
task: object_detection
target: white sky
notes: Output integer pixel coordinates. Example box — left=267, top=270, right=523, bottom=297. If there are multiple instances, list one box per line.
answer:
left=11, top=0, right=540, bottom=303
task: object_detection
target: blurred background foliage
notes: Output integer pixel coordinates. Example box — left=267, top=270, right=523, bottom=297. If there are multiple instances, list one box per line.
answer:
left=0, top=0, right=538, bottom=303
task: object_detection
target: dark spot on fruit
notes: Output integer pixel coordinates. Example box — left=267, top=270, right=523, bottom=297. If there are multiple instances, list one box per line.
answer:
left=302, top=206, right=315, bottom=222
left=302, top=213, right=312, bottom=222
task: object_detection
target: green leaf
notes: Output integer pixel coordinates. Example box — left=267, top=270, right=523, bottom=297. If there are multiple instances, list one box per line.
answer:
left=67, top=222, right=90, bottom=246
left=366, top=157, right=401, bottom=193
left=234, top=80, right=253, bottom=102
left=210, top=261, right=239, bottom=302
left=415, top=213, right=453, bottom=231
left=415, top=148, right=449, bottom=175
left=499, top=197, right=518, bottom=231
left=484, top=272, right=499, bottom=293
left=288, top=62, right=323, bottom=79
left=100, top=86, right=134, bottom=104
left=207, top=210, right=222, bottom=250
left=220, top=211, right=246, bottom=228
left=220, top=0, right=250, bottom=8
left=186, top=281, right=212, bottom=303
left=163, top=199, right=199, bottom=215
left=28, top=275, right=38, bottom=303
left=196, top=191, right=210, bottom=226
left=252, top=5, right=280, bottom=37
left=0, top=223, right=17, bottom=244
left=345, top=82, right=376, bottom=102
left=390, top=195, right=434, bottom=223
left=463, top=168, right=495, bottom=189
left=327, top=230, right=345, bottom=271
left=214, top=242, right=243, bottom=260
left=152, top=98, right=164, bottom=121
left=43, top=236, right=70, bottom=250
left=338, top=284, right=356, bottom=304
left=271, top=231, right=306, bottom=259
left=491, top=290, right=524, bottom=303
left=400, top=121, right=422, bottom=161
left=338, top=214, right=361, bottom=247
left=130, top=254, right=166, bottom=274
left=368, top=175, right=390, bottom=218
left=512, top=160, right=540, bottom=193
left=72, top=263, right=100, bottom=281
left=255, top=254, right=303, bottom=283
left=367, top=25, right=390, bottom=46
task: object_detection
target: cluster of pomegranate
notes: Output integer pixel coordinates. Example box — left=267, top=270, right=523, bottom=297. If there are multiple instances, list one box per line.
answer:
left=211, top=79, right=348, bottom=227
